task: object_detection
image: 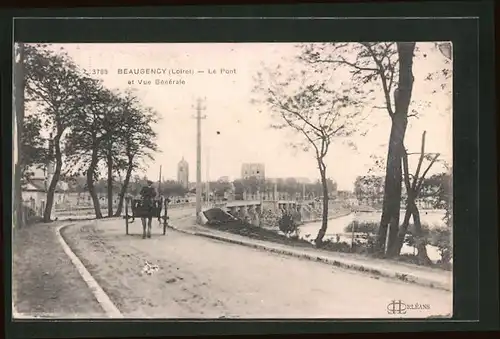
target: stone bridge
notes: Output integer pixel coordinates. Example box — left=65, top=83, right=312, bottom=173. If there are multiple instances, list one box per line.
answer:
left=201, top=198, right=333, bottom=226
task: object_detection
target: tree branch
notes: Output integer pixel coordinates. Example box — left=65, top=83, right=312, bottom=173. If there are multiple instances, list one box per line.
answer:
left=382, top=43, right=397, bottom=93
left=25, top=81, right=58, bottom=113
left=415, top=153, right=441, bottom=194
left=325, top=105, right=342, bottom=133
left=304, top=55, right=379, bottom=73
left=269, top=89, right=323, bottom=135
left=362, top=43, right=395, bottom=117
left=412, top=131, right=426, bottom=191
left=279, top=109, right=321, bottom=159
left=402, top=148, right=412, bottom=194
left=329, top=123, right=345, bottom=137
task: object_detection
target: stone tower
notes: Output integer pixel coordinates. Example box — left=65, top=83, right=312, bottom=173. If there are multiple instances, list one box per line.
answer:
left=177, top=157, right=189, bottom=189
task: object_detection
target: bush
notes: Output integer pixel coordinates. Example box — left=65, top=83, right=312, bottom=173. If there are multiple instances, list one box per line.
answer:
left=430, top=227, right=452, bottom=264
left=205, top=218, right=312, bottom=247
left=344, top=221, right=378, bottom=234
left=356, top=233, right=378, bottom=254
left=342, top=219, right=452, bottom=265
left=343, top=220, right=452, bottom=264
left=278, top=213, right=297, bottom=235
left=321, top=239, right=352, bottom=253
left=396, top=253, right=426, bottom=266
left=261, top=209, right=280, bottom=227
left=291, top=210, right=302, bottom=224
left=404, top=223, right=452, bottom=264
left=404, top=223, right=430, bottom=243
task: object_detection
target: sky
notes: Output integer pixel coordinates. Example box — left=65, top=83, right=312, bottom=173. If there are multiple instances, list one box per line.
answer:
left=21, top=42, right=452, bottom=191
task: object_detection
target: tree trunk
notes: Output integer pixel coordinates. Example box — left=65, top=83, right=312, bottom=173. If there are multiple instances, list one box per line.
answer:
left=315, top=160, right=329, bottom=246
left=377, top=42, right=416, bottom=256
left=43, top=133, right=63, bottom=222
left=412, top=206, right=432, bottom=264
left=114, top=161, right=133, bottom=217
left=87, top=149, right=102, bottom=219
left=394, top=199, right=415, bottom=255
left=376, top=116, right=406, bottom=254
left=106, top=147, right=113, bottom=217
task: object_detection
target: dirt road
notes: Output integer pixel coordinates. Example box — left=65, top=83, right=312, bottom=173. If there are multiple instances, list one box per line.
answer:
left=61, top=216, right=452, bottom=319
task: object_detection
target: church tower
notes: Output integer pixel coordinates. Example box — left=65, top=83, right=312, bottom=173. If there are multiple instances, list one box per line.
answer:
left=177, top=157, right=189, bottom=189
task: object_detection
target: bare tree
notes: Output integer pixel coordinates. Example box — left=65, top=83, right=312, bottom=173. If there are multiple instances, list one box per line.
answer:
left=300, top=42, right=421, bottom=255
left=253, top=61, right=363, bottom=246
left=398, top=131, right=440, bottom=262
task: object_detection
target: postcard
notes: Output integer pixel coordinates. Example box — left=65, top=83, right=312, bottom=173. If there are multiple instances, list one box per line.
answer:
left=12, top=41, right=453, bottom=319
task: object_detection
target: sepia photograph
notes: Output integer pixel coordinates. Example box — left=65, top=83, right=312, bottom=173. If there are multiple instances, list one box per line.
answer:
left=12, top=41, right=453, bottom=319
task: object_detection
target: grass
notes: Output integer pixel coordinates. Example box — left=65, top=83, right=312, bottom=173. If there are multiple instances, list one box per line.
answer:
left=205, top=220, right=314, bottom=248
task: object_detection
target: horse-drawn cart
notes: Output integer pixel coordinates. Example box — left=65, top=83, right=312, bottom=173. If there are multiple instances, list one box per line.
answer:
left=124, top=196, right=170, bottom=236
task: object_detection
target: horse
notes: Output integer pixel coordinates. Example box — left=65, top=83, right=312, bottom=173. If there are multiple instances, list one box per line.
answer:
left=131, top=198, right=163, bottom=239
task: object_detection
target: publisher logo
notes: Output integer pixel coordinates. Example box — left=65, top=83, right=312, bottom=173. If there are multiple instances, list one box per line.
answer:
left=387, top=300, right=407, bottom=314
left=387, top=300, right=430, bottom=315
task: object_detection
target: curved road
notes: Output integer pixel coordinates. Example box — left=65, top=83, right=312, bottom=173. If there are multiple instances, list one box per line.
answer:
left=61, top=211, right=452, bottom=319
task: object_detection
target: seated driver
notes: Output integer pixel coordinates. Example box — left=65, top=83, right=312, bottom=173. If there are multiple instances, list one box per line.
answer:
left=139, top=180, right=157, bottom=238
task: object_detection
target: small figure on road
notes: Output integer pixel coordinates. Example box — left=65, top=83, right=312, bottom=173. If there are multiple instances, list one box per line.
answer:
left=140, top=180, right=157, bottom=239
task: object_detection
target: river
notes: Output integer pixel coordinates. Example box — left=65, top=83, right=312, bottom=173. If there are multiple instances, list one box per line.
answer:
left=299, top=210, right=448, bottom=263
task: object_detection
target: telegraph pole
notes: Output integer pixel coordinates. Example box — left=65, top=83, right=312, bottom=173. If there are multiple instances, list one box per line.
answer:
left=158, top=165, right=162, bottom=195
left=206, top=146, right=210, bottom=205
left=193, top=98, right=206, bottom=222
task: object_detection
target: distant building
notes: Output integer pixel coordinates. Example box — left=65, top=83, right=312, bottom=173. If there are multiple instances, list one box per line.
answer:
left=21, top=137, right=68, bottom=218
left=241, top=163, right=265, bottom=180
left=177, top=157, right=189, bottom=189
left=217, top=176, right=230, bottom=183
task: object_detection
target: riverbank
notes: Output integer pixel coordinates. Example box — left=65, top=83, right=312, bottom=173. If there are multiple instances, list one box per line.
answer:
left=205, top=205, right=451, bottom=272
left=259, top=206, right=352, bottom=231
left=298, top=209, right=451, bottom=269
left=299, top=208, right=352, bottom=226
